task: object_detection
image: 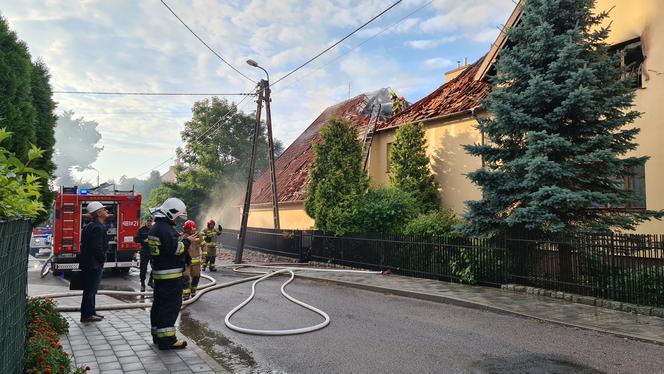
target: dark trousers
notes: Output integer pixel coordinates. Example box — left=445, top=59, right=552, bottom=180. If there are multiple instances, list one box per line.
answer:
left=80, top=268, right=103, bottom=318
left=139, top=250, right=151, bottom=283
left=150, top=278, right=183, bottom=347
left=204, top=256, right=216, bottom=266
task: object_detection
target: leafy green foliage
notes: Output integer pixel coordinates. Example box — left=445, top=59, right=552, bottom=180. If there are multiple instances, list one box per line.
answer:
left=175, top=97, right=282, bottom=220
left=116, top=170, right=162, bottom=212
left=389, top=122, right=439, bottom=213
left=53, top=111, right=103, bottom=187
left=145, top=183, right=176, bottom=215
left=305, top=118, right=368, bottom=235
left=403, top=210, right=461, bottom=237
left=0, top=129, right=46, bottom=219
left=356, top=188, right=418, bottom=234
left=463, top=0, right=663, bottom=236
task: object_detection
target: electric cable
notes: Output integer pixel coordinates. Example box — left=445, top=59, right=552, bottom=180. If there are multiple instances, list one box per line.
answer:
left=53, top=91, right=254, bottom=96
left=279, top=0, right=436, bottom=92
left=270, top=0, right=403, bottom=87
left=160, top=0, right=256, bottom=84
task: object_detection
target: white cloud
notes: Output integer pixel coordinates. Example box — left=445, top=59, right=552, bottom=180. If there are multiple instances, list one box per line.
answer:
left=424, top=57, right=454, bottom=70
left=404, top=36, right=457, bottom=49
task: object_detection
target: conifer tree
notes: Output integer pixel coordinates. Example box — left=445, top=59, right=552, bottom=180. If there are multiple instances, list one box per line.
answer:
left=389, top=122, right=439, bottom=213
left=464, top=0, right=662, bottom=236
left=305, top=118, right=368, bottom=235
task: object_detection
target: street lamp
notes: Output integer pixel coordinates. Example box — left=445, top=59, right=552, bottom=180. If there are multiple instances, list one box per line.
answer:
left=235, top=59, right=281, bottom=263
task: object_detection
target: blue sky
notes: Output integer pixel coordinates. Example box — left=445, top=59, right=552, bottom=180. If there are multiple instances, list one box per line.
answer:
left=1, top=0, right=514, bottom=182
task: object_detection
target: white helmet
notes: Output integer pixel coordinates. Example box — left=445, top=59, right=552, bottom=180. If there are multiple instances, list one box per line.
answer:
left=150, top=197, right=187, bottom=221
left=87, top=201, right=106, bottom=214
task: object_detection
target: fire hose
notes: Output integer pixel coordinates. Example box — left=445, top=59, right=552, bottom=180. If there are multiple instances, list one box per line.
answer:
left=35, top=263, right=382, bottom=335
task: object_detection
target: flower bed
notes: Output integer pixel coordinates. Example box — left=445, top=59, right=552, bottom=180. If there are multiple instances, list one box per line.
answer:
left=25, top=298, right=88, bottom=374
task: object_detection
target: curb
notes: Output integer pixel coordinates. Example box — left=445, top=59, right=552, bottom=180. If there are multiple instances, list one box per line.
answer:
left=298, top=274, right=664, bottom=347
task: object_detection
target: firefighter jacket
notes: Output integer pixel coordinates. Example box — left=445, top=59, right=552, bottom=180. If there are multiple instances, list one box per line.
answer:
left=199, top=228, right=222, bottom=249
left=183, top=233, right=202, bottom=264
left=148, top=217, right=185, bottom=280
left=80, top=221, right=108, bottom=270
left=133, top=224, right=151, bottom=253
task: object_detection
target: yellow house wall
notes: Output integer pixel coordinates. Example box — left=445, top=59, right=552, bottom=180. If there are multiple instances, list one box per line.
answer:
left=368, top=117, right=483, bottom=216
left=597, top=0, right=664, bottom=233
left=244, top=203, right=315, bottom=230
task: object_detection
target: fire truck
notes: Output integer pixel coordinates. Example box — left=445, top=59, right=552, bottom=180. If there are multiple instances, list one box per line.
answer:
left=50, top=186, right=142, bottom=275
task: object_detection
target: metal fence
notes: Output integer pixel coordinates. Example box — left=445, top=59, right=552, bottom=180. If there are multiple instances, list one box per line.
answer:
left=0, top=220, right=32, bottom=374
left=224, top=227, right=664, bottom=307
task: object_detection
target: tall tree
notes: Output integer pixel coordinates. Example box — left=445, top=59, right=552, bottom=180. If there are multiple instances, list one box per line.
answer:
left=389, top=122, right=439, bottom=213
left=0, top=16, right=36, bottom=159
left=30, top=60, right=57, bottom=221
left=175, top=97, right=282, bottom=220
left=53, top=111, right=103, bottom=186
left=463, top=0, right=662, bottom=236
left=305, top=118, right=368, bottom=235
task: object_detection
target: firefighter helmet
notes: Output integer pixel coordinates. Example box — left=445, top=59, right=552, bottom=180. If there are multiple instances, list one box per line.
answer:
left=151, top=197, right=187, bottom=221
left=183, top=220, right=197, bottom=232
left=87, top=201, right=106, bottom=214
left=207, top=219, right=215, bottom=228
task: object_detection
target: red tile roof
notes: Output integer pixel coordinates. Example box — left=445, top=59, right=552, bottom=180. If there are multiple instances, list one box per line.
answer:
left=377, top=57, right=490, bottom=132
left=249, top=90, right=389, bottom=205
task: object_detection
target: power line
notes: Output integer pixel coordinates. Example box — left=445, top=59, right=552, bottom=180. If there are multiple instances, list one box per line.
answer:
left=131, top=91, right=256, bottom=179
left=160, top=0, right=256, bottom=84
left=279, top=0, right=435, bottom=91
left=53, top=90, right=254, bottom=96
left=271, top=0, right=403, bottom=87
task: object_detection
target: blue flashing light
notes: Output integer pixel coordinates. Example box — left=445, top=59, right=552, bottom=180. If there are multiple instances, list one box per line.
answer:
left=79, top=189, right=89, bottom=195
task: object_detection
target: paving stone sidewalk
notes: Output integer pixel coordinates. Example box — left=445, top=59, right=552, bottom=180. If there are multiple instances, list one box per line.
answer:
left=295, top=269, right=664, bottom=345
left=59, top=309, right=225, bottom=374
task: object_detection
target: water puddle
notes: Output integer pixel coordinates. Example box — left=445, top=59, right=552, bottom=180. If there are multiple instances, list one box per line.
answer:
left=471, top=354, right=604, bottom=373
left=178, top=310, right=262, bottom=373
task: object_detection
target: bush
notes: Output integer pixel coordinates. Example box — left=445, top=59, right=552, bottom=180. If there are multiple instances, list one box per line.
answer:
left=25, top=298, right=88, bottom=374
left=0, top=129, right=47, bottom=219
left=450, top=247, right=503, bottom=285
left=609, top=266, right=664, bottom=306
left=356, top=187, right=418, bottom=234
left=403, top=210, right=461, bottom=237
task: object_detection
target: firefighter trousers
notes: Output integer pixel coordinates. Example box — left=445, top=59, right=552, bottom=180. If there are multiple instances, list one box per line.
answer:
left=183, top=262, right=201, bottom=298
left=150, top=277, right=183, bottom=348
left=139, top=250, right=152, bottom=284
left=204, top=247, right=216, bottom=270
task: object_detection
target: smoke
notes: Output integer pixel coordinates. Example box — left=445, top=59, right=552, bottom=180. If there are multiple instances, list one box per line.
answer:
left=197, top=181, right=245, bottom=230
left=53, top=110, right=103, bottom=186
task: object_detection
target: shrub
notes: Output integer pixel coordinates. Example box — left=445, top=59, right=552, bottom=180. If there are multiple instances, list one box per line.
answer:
left=0, top=129, right=47, bottom=219
left=25, top=298, right=88, bottom=374
left=403, top=210, right=461, bottom=237
left=356, top=187, right=418, bottom=234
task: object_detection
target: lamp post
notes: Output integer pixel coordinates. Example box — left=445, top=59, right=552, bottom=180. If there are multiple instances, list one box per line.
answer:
left=235, top=59, right=280, bottom=264
left=246, top=59, right=280, bottom=231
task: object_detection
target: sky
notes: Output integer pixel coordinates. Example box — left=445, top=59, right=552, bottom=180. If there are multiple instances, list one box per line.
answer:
left=0, top=0, right=515, bottom=183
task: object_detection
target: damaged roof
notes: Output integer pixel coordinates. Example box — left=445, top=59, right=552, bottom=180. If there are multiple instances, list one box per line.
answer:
left=377, top=57, right=490, bottom=132
left=249, top=88, right=392, bottom=205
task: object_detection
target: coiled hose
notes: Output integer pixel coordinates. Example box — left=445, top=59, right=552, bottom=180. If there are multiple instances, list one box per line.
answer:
left=35, top=263, right=381, bottom=335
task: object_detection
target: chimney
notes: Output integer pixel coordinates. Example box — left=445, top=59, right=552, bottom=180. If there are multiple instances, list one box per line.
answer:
left=445, top=57, right=471, bottom=82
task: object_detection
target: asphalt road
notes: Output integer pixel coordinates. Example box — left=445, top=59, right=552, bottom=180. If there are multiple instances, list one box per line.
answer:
left=29, top=262, right=664, bottom=373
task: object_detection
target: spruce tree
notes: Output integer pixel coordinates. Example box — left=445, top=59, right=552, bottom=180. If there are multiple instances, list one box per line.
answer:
left=389, top=122, right=439, bottom=213
left=305, top=118, right=368, bottom=235
left=464, top=0, right=662, bottom=236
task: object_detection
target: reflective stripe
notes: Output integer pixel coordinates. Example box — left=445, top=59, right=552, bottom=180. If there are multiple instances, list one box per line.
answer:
left=153, top=268, right=183, bottom=275
left=153, top=272, right=183, bottom=280
left=155, top=327, right=176, bottom=337
left=175, top=241, right=185, bottom=255
left=183, top=288, right=191, bottom=295
left=191, top=259, right=201, bottom=263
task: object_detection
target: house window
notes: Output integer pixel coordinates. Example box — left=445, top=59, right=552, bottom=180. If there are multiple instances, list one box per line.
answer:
left=623, top=163, right=646, bottom=209
left=611, top=38, right=645, bottom=89
left=386, top=142, right=392, bottom=172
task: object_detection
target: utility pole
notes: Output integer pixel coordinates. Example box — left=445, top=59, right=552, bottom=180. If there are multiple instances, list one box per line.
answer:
left=263, top=83, right=280, bottom=230
left=235, top=81, right=265, bottom=264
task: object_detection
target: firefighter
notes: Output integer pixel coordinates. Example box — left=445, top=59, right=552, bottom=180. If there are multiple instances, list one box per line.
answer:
left=181, top=220, right=202, bottom=300
left=200, top=219, right=222, bottom=271
left=148, top=197, right=188, bottom=350
left=133, top=217, right=153, bottom=292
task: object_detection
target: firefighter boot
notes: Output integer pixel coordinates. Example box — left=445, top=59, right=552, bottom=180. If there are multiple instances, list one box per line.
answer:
left=183, top=287, right=191, bottom=301
left=159, top=339, right=188, bottom=351
left=140, top=281, right=146, bottom=292
left=191, top=286, right=197, bottom=297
